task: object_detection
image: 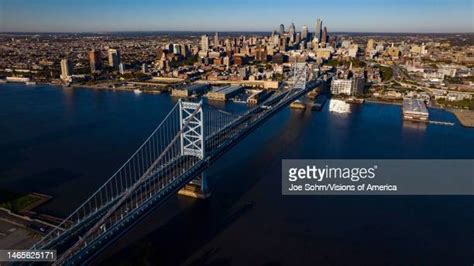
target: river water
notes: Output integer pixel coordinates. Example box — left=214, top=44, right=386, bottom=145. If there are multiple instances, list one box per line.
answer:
left=0, top=83, right=472, bottom=265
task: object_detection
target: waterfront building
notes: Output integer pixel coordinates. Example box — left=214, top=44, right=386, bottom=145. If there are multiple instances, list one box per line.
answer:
left=207, top=85, right=244, bottom=101
left=402, top=98, right=429, bottom=121
left=171, top=83, right=210, bottom=97
left=331, top=77, right=365, bottom=96
left=119, top=63, right=125, bottom=75
left=88, top=50, right=102, bottom=73
left=60, top=59, right=73, bottom=81
left=107, top=48, right=121, bottom=69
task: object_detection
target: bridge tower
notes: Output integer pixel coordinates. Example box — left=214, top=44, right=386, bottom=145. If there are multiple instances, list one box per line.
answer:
left=177, top=100, right=211, bottom=199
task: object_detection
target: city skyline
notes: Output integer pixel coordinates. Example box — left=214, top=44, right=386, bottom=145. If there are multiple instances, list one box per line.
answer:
left=0, top=0, right=473, bottom=33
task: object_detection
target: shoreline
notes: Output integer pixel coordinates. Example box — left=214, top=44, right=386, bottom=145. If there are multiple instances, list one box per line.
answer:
left=3, top=83, right=473, bottom=127
left=364, top=98, right=402, bottom=106
left=1, top=81, right=168, bottom=95
left=448, top=109, right=474, bottom=128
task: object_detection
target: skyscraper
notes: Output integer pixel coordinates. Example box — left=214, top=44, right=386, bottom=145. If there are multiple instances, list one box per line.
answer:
left=119, top=63, right=125, bottom=75
left=201, top=35, right=209, bottom=51
left=107, top=48, right=121, bottom=69
left=60, top=59, right=73, bottom=81
left=322, top=27, right=328, bottom=43
left=366, top=39, right=375, bottom=53
left=88, top=50, right=102, bottom=73
left=302, top=25, right=309, bottom=40
left=289, top=22, right=296, bottom=36
left=214, top=32, right=219, bottom=47
left=315, top=18, right=322, bottom=42
left=255, top=46, right=267, bottom=62
left=279, top=24, right=285, bottom=34
left=173, top=44, right=181, bottom=55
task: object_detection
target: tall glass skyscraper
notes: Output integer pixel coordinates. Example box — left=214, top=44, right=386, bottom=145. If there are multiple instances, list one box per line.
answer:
left=315, top=18, right=322, bottom=42
left=279, top=24, right=285, bottom=34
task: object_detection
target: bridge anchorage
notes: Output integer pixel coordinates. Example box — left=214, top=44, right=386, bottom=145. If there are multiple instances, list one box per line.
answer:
left=177, top=100, right=211, bottom=199
left=30, top=63, right=317, bottom=265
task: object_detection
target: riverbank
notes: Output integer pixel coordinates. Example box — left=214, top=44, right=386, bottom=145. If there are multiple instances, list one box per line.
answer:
left=70, top=84, right=166, bottom=94
left=449, top=109, right=474, bottom=128
left=364, top=98, right=402, bottom=105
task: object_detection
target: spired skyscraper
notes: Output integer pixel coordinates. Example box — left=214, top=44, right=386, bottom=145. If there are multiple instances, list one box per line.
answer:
left=288, top=22, right=296, bottom=36
left=315, top=18, right=322, bottom=42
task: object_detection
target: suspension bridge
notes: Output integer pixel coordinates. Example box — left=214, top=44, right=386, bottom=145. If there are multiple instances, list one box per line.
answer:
left=31, top=63, right=320, bottom=265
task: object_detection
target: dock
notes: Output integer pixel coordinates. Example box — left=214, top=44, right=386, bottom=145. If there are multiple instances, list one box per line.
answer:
left=450, top=110, right=474, bottom=128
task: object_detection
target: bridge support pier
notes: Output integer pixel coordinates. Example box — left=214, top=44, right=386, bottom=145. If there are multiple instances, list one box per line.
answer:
left=178, top=172, right=211, bottom=199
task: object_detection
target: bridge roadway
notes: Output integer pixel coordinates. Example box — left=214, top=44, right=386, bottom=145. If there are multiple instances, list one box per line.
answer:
left=47, top=77, right=321, bottom=264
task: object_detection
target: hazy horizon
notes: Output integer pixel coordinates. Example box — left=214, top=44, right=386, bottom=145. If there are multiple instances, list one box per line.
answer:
left=1, top=30, right=473, bottom=34
left=1, top=0, right=473, bottom=33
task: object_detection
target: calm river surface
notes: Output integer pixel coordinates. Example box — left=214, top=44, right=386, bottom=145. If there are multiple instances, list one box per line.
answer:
left=0, top=83, right=472, bottom=265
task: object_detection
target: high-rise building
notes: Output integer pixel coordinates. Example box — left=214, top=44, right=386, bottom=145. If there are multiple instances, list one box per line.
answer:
left=172, top=44, right=181, bottom=55
left=88, top=50, right=102, bottom=73
left=201, top=35, right=209, bottom=51
left=255, top=46, right=267, bottom=62
left=279, top=24, right=285, bottom=34
left=289, top=22, right=296, bottom=36
left=214, top=32, right=219, bottom=47
left=331, top=77, right=365, bottom=96
left=279, top=36, right=288, bottom=51
left=107, top=48, right=121, bottom=69
left=315, top=18, right=322, bottom=42
left=367, top=39, right=375, bottom=51
left=60, top=59, right=73, bottom=81
left=322, top=27, right=328, bottom=43
left=302, top=25, right=309, bottom=40
left=119, top=63, right=125, bottom=75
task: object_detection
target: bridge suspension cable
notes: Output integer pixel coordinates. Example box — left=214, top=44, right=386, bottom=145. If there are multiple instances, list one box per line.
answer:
left=32, top=67, right=313, bottom=264
left=32, top=99, right=242, bottom=264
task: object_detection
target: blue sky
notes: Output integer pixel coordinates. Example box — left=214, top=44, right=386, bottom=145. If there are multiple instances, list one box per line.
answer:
left=0, top=0, right=472, bottom=33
